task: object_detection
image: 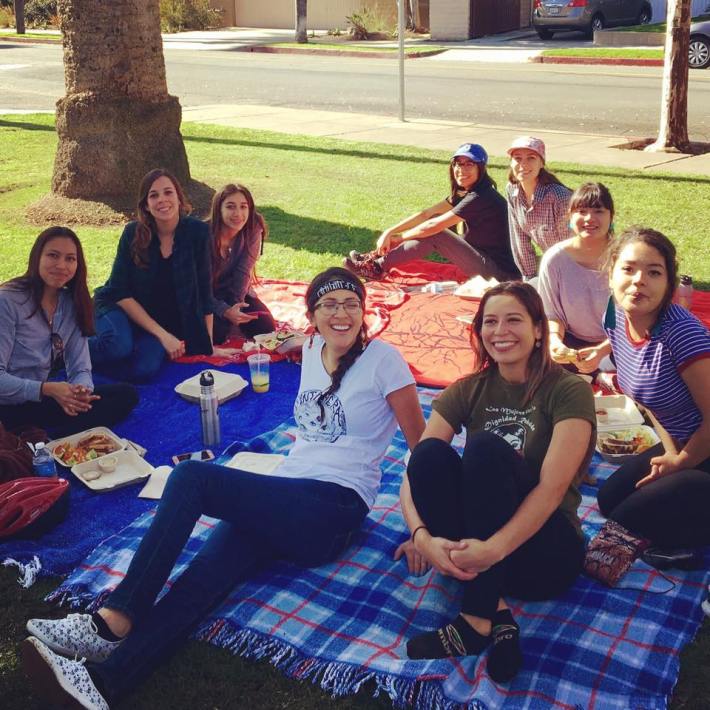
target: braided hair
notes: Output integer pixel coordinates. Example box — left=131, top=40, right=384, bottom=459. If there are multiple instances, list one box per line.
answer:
left=305, top=267, right=368, bottom=421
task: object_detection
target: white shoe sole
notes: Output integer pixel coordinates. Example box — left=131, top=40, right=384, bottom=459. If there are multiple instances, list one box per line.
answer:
left=21, top=637, right=99, bottom=710
left=702, top=598, right=710, bottom=617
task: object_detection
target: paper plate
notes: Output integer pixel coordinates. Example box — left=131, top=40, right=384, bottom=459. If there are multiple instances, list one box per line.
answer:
left=175, top=370, right=248, bottom=404
left=596, top=425, right=660, bottom=463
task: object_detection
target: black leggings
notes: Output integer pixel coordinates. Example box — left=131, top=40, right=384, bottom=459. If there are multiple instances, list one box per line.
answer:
left=407, top=433, right=585, bottom=621
left=213, top=293, right=276, bottom=345
left=0, top=383, right=138, bottom=438
left=597, top=442, right=710, bottom=548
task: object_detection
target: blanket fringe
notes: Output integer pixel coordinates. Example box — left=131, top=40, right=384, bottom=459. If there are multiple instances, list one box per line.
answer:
left=197, top=618, right=489, bottom=710
left=2, top=555, right=41, bottom=588
left=45, top=583, right=112, bottom=611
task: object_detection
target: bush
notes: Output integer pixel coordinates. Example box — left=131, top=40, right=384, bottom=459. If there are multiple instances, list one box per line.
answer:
left=24, top=0, right=57, bottom=27
left=0, top=6, right=14, bottom=28
left=159, top=0, right=221, bottom=33
left=346, top=7, right=393, bottom=40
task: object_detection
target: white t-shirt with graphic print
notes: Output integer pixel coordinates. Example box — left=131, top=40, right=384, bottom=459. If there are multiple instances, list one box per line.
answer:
left=276, top=336, right=415, bottom=509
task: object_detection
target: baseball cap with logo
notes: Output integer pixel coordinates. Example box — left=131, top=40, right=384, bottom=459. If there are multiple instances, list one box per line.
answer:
left=507, top=136, right=546, bottom=162
left=452, top=143, right=488, bottom=166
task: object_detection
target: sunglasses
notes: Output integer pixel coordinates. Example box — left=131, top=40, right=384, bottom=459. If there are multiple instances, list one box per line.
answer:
left=50, top=332, right=64, bottom=368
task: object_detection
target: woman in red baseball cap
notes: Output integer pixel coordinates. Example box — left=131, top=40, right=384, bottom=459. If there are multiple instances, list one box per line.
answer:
left=344, top=143, right=520, bottom=282
left=506, top=136, right=572, bottom=281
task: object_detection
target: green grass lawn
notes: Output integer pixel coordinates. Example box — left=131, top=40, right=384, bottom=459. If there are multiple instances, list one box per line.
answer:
left=542, top=47, right=663, bottom=59
left=0, top=30, right=61, bottom=41
left=1, top=115, right=710, bottom=708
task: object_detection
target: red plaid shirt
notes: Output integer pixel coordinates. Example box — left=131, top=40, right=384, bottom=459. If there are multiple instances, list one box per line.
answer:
left=506, top=182, right=572, bottom=279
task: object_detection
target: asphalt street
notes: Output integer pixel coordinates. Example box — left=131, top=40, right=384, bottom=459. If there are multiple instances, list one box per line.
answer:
left=1, top=41, right=709, bottom=139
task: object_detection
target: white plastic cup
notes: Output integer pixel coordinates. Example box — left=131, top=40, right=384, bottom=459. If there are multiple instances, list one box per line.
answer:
left=247, top=353, right=270, bottom=393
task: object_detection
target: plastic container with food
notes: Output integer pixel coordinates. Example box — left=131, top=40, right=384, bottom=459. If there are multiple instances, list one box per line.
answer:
left=46, top=427, right=125, bottom=467
left=594, top=394, right=645, bottom=431
left=596, top=425, right=660, bottom=463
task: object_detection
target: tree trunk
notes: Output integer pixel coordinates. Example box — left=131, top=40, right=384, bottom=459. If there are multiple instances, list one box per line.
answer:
left=52, top=0, right=190, bottom=208
left=15, top=0, right=25, bottom=34
left=645, top=0, right=691, bottom=153
left=295, top=0, right=307, bottom=43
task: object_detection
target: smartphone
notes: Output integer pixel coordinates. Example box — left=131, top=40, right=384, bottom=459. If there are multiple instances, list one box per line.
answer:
left=171, top=449, right=215, bottom=465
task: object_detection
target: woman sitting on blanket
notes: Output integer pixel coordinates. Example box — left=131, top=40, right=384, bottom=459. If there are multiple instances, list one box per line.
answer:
left=22, top=267, right=425, bottom=709
left=398, top=281, right=595, bottom=682
left=537, top=181, right=614, bottom=374
left=597, top=227, right=710, bottom=551
left=506, top=136, right=572, bottom=281
left=89, top=168, right=214, bottom=382
left=0, top=227, right=137, bottom=437
left=343, top=143, right=520, bottom=283
left=208, top=183, right=276, bottom=344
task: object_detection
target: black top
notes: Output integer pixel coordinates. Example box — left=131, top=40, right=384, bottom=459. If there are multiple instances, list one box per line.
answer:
left=151, top=254, right=183, bottom=339
left=448, top=176, right=520, bottom=279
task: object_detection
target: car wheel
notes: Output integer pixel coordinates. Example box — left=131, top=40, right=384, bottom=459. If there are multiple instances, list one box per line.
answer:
left=536, top=28, right=554, bottom=40
left=586, top=14, right=604, bottom=38
left=637, top=6, right=651, bottom=25
left=688, top=36, right=710, bottom=69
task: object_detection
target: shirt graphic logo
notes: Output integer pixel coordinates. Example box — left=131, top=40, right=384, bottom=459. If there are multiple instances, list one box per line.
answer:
left=294, top=389, right=346, bottom=443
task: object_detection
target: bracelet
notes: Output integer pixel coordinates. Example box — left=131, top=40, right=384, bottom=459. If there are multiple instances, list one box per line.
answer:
left=411, top=525, right=428, bottom=544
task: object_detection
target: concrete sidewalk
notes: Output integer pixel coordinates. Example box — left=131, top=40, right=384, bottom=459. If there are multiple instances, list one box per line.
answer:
left=182, top=104, right=710, bottom=176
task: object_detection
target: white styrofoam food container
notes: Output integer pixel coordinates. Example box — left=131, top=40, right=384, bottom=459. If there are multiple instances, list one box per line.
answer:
left=594, top=394, right=645, bottom=431
left=174, top=370, right=248, bottom=404
left=596, top=425, right=660, bottom=463
left=46, top=426, right=126, bottom=468
left=71, top=449, right=155, bottom=492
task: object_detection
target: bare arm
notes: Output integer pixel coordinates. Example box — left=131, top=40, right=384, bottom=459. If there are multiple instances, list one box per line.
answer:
left=637, top=358, right=710, bottom=488
left=386, top=383, right=425, bottom=451
left=399, top=210, right=464, bottom=243
left=451, top=418, right=592, bottom=573
left=376, top=199, right=453, bottom=253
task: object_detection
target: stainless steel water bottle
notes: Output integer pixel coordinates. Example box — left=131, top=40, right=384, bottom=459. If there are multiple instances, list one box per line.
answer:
left=199, top=371, right=220, bottom=448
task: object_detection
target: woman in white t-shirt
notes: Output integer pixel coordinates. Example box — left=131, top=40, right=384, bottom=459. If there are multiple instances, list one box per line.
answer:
left=22, top=268, right=425, bottom=709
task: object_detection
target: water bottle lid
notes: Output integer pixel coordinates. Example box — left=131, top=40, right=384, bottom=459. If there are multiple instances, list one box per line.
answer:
left=680, top=274, right=693, bottom=285
left=35, top=442, right=46, bottom=451
left=199, top=371, right=214, bottom=387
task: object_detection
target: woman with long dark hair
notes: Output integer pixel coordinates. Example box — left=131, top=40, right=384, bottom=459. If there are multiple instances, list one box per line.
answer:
left=89, top=169, right=214, bottom=382
left=344, top=143, right=520, bottom=282
left=0, top=227, right=137, bottom=436
left=208, top=183, right=275, bottom=343
left=399, top=282, right=594, bottom=682
left=597, top=227, right=710, bottom=549
left=506, top=137, right=572, bottom=280
left=23, top=267, right=424, bottom=709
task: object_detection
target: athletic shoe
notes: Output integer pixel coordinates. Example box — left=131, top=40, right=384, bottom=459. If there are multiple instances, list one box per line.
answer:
left=702, top=586, right=710, bottom=618
left=343, top=252, right=385, bottom=281
left=27, top=613, right=122, bottom=663
left=21, top=636, right=109, bottom=710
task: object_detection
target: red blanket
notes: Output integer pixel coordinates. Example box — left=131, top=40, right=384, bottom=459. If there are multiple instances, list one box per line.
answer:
left=180, top=262, right=710, bottom=389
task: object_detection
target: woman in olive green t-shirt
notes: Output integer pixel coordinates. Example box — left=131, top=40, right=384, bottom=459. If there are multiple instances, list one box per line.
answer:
left=396, top=281, right=595, bottom=682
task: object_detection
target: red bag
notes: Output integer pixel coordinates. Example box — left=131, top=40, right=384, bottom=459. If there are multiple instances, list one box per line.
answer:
left=0, top=423, right=48, bottom=483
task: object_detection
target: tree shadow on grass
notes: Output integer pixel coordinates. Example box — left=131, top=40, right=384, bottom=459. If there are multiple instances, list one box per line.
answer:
left=0, top=117, right=55, bottom=132
left=260, top=205, right=377, bottom=258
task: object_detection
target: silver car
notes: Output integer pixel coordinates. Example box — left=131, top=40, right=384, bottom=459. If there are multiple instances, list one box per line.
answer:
left=690, top=19, right=710, bottom=69
left=532, top=0, right=652, bottom=39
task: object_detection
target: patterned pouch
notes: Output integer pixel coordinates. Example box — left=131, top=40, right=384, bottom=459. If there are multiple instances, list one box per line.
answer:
left=584, top=520, right=650, bottom=586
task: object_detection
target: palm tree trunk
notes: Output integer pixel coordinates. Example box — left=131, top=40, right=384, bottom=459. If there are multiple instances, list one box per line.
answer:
left=15, top=0, right=25, bottom=34
left=295, top=0, right=307, bottom=43
left=52, top=0, right=190, bottom=207
left=646, top=0, right=691, bottom=153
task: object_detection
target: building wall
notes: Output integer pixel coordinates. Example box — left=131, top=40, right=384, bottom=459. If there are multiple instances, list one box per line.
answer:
left=519, top=0, right=531, bottom=28
left=430, top=0, right=470, bottom=40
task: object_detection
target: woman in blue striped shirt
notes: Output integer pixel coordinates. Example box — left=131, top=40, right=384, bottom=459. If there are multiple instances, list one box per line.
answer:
left=597, top=227, right=710, bottom=548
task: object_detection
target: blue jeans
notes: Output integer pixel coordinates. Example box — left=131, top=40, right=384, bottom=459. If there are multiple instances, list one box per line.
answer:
left=89, top=308, right=167, bottom=383
left=88, top=460, right=368, bottom=701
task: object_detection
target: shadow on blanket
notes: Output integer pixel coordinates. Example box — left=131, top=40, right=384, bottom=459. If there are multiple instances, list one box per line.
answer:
left=47, top=389, right=709, bottom=710
left=0, top=360, right=301, bottom=577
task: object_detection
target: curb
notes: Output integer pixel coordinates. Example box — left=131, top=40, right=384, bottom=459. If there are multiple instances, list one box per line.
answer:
left=531, top=55, right=662, bottom=66
left=239, top=45, right=445, bottom=59
left=0, top=35, right=60, bottom=45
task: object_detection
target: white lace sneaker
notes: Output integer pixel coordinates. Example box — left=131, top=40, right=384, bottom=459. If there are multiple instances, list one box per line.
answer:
left=21, top=636, right=109, bottom=710
left=27, top=613, right=122, bottom=663
left=702, top=587, right=710, bottom=617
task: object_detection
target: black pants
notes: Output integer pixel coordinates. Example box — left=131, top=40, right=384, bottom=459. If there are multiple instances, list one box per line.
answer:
left=597, top=442, right=710, bottom=548
left=213, top=293, right=276, bottom=345
left=0, top=383, right=138, bottom=438
left=407, top=433, right=585, bottom=621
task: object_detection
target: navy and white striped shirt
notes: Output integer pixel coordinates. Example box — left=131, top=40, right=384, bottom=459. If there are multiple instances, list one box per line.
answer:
left=604, top=300, right=710, bottom=441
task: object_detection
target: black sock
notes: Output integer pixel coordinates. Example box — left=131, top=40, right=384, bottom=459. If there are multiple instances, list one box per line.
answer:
left=91, top=613, right=123, bottom=642
left=407, top=615, right=490, bottom=660
left=487, top=609, right=522, bottom=683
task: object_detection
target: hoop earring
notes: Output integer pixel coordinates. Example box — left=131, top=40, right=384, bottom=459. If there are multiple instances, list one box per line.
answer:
left=535, top=339, right=541, bottom=349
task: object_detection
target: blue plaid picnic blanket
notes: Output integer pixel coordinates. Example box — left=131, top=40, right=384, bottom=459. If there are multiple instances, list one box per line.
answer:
left=48, top=388, right=709, bottom=710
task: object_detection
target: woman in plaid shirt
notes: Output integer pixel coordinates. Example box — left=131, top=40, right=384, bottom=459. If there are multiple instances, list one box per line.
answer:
left=505, top=137, right=572, bottom=280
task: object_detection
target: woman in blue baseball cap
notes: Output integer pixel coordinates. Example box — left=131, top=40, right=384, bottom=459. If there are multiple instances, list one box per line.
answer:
left=344, top=143, right=521, bottom=282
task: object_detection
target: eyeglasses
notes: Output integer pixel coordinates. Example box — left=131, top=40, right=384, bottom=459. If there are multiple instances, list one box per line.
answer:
left=314, top=299, right=363, bottom=315
left=50, top=332, right=64, bottom=368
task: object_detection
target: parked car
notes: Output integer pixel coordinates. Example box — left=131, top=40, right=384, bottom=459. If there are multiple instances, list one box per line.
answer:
left=689, top=19, right=710, bottom=69
left=532, top=0, right=652, bottom=39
